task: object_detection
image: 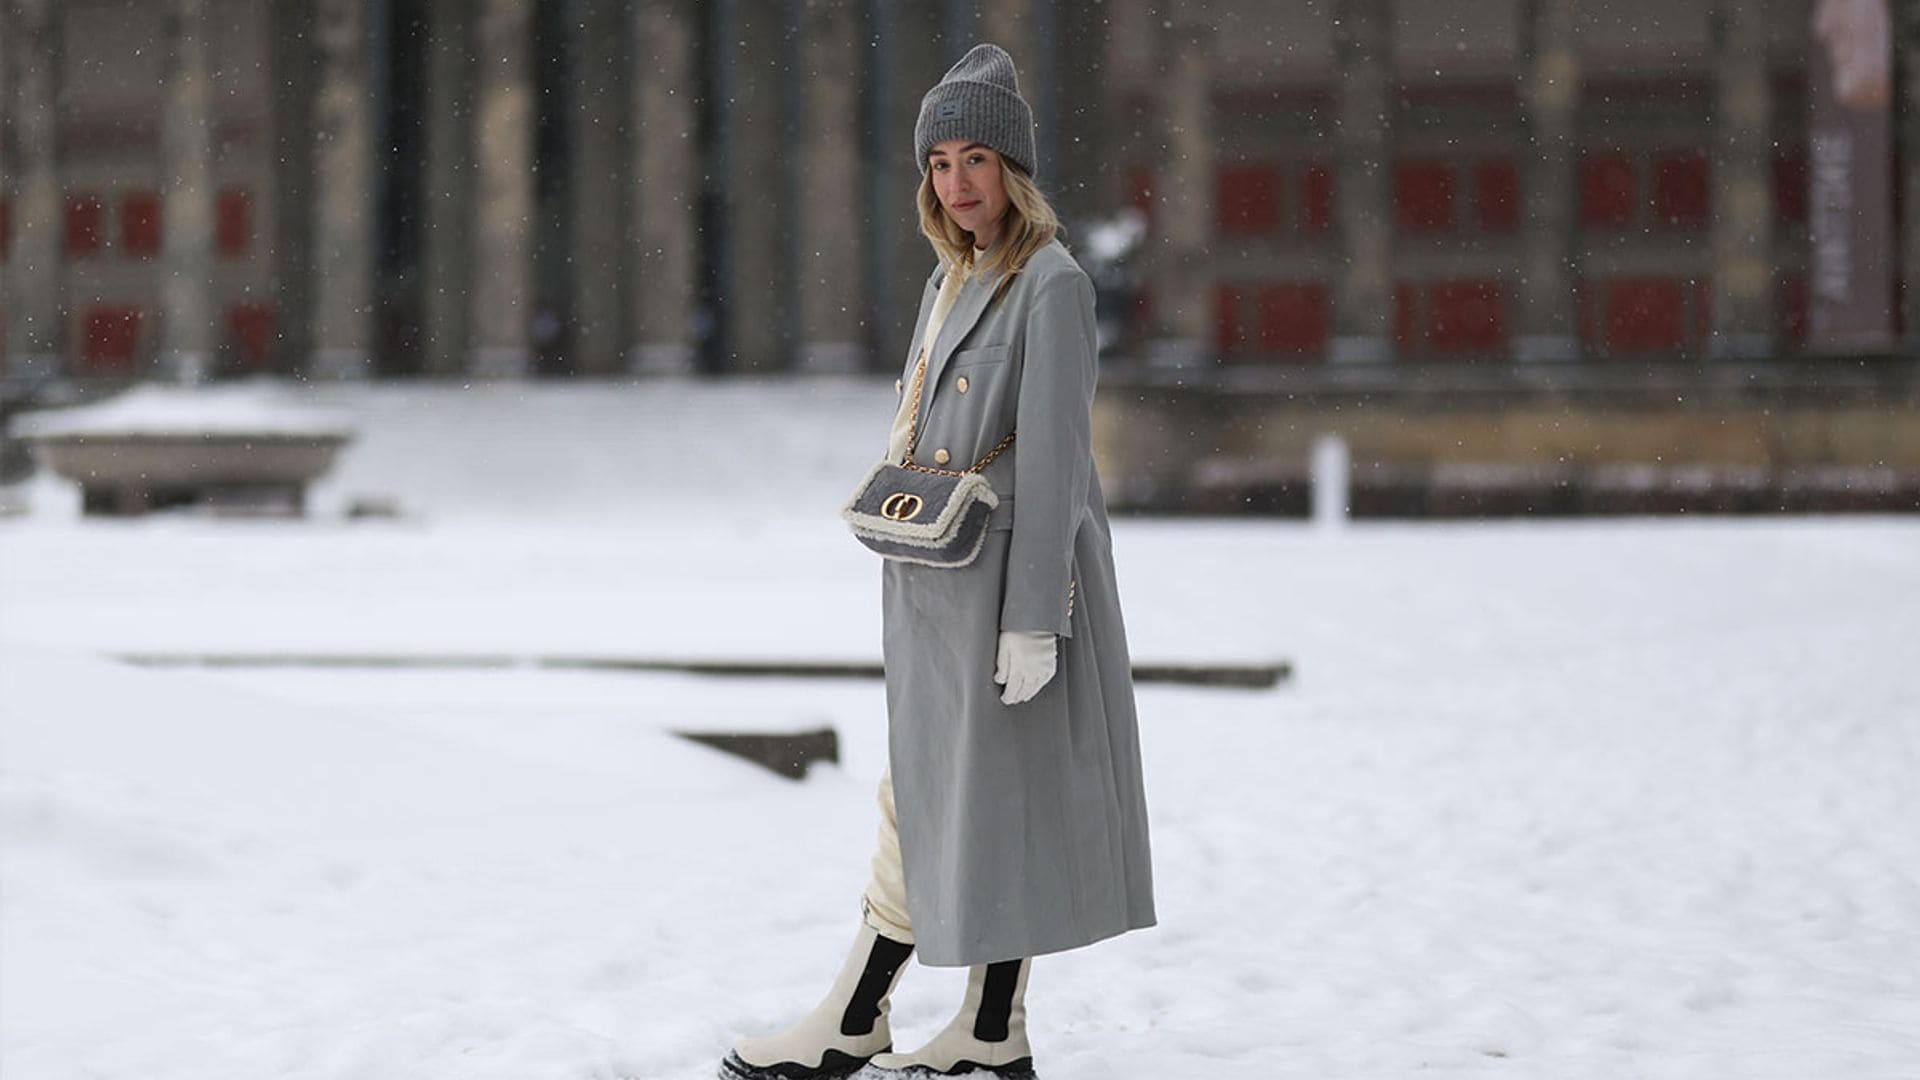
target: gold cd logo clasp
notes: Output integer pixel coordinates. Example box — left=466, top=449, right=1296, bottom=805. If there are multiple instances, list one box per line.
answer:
left=881, top=493, right=925, bottom=521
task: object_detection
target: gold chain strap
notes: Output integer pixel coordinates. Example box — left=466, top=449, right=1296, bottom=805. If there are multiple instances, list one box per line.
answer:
left=900, top=347, right=1017, bottom=477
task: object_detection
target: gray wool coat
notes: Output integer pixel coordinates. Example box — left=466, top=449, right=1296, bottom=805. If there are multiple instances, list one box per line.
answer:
left=880, top=237, right=1156, bottom=967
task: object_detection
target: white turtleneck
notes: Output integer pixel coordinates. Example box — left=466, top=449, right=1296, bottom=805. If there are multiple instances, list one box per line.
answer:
left=887, top=247, right=988, bottom=464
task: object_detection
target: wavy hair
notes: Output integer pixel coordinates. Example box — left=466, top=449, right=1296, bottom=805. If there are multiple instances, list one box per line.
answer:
left=916, top=156, right=1061, bottom=294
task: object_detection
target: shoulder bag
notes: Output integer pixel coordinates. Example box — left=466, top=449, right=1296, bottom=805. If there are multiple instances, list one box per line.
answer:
left=841, top=348, right=1015, bottom=568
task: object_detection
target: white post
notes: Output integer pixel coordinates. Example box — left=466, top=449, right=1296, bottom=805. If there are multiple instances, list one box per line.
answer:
left=1312, top=434, right=1350, bottom=529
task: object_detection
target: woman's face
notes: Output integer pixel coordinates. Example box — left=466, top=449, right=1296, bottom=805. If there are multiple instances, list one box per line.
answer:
left=928, top=139, right=1010, bottom=248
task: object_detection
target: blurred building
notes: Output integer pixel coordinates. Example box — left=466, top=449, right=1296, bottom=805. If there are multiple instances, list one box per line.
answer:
left=5, top=0, right=1916, bottom=381
left=3, top=0, right=1918, bottom=515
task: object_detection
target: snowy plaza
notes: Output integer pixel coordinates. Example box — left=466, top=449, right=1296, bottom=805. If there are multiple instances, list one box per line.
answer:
left=2, top=380, right=1917, bottom=1079
left=5, top=0, right=1920, bottom=1075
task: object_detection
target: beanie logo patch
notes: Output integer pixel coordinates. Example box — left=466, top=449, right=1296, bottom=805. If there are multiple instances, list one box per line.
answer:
left=936, top=102, right=962, bottom=120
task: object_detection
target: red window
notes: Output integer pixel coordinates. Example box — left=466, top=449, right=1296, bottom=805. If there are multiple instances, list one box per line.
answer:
left=1604, top=278, right=1685, bottom=352
left=1127, top=167, right=1155, bottom=222
left=1215, top=284, right=1244, bottom=354
left=81, top=307, right=143, bottom=373
left=1691, top=278, right=1710, bottom=349
left=1474, top=159, right=1519, bottom=233
left=1395, top=159, right=1454, bottom=233
left=1774, top=272, right=1804, bottom=343
left=122, top=191, right=162, bottom=257
left=1773, top=148, right=1807, bottom=226
left=1652, top=152, right=1709, bottom=229
left=1257, top=282, right=1327, bottom=356
left=1301, top=162, right=1334, bottom=233
left=1580, top=154, right=1635, bottom=230
left=1216, top=165, right=1280, bottom=234
left=217, top=188, right=252, bottom=257
left=66, top=194, right=105, bottom=257
left=1428, top=280, right=1506, bottom=354
left=227, top=304, right=275, bottom=369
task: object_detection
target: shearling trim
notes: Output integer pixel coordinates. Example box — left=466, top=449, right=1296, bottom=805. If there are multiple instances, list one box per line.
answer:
left=885, top=528, right=993, bottom=569
left=853, top=501, right=998, bottom=568
left=842, top=462, right=1000, bottom=546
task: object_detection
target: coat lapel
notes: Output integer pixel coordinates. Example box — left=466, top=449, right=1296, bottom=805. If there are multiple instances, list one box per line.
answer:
left=917, top=266, right=1000, bottom=429
left=901, top=270, right=943, bottom=381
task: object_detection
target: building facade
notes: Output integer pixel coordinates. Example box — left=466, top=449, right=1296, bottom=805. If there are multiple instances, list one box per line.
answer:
left=3, top=0, right=1916, bottom=383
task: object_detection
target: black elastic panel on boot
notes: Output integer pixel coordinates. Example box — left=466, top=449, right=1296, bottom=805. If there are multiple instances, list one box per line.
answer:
left=972, top=959, right=1023, bottom=1042
left=839, top=934, right=915, bottom=1037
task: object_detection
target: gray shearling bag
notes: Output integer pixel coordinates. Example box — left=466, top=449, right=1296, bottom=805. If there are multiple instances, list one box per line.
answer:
left=841, top=348, right=1015, bottom=569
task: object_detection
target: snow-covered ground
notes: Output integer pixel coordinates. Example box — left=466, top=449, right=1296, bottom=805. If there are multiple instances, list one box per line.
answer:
left=4, top=379, right=1919, bottom=1080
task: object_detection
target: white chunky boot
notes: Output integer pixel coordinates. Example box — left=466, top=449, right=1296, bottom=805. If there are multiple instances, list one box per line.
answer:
left=858, top=958, right=1035, bottom=1080
left=720, top=923, right=916, bottom=1080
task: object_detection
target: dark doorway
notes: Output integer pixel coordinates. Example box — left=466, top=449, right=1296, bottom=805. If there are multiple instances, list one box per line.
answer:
left=694, top=0, right=727, bottom=375
left=374, top=0, right=428, bottom=375
left=531, top=0, right=576, bottom=374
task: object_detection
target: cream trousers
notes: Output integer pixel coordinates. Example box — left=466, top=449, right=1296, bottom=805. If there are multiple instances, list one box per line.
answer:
left=861, top=769, right=915, bottom=943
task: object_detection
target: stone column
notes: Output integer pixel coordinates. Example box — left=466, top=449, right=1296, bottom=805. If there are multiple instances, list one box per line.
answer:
left=714, top=0, right=792, bottom=372
left=1706, top=0, right=1773, bottom=359
left=981, top=2, right=1032, bottom=67
left=1900, top=0, right=1920, bottom=355
left=1104, top=0, right=1155, bottom=210
left=309, top=0, right=374, bottom=378
left=3, top=0, right=64, bottom=379
left=982, top=0, right=1054, bottom=188
left=470, top=0, right=534, bottom=377
left=1049, top=0, right=1105, bottom=226
left=1146, top=6, right=1213, bottom=366
left=1513, top=0, right=1581, bottom=363
left=1329, top=0, right=1393, bottom=364
left=269, top=0, right=316, bottom=376
left=421, top=0, right=474, bottom=377
left=795, top=0, right=865, bottom=372
left=0, top=7, right=6, bottom=362
left=943, top=0, right=979, bottom=51
left=864, top=0, right=917, bottom=375
left=567, top=0, right=630, bottom=376
left=630, top=0, right=697, bottom=373
left=160, top=0, right=217, bottom=384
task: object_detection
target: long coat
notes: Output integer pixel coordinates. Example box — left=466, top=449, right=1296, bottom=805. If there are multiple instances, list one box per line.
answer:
left=880, top=237, right=1156, bottom=967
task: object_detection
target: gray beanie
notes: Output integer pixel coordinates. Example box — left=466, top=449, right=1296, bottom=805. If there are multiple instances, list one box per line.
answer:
left=914, top=43, right=1037, bottom=179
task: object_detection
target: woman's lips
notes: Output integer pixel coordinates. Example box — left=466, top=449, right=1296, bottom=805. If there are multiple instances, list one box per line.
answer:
left=952, top=200, right=980, bottom=211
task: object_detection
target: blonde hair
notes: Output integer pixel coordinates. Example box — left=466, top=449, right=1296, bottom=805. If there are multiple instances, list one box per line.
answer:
left=916, top=157, right=1061, bottom=295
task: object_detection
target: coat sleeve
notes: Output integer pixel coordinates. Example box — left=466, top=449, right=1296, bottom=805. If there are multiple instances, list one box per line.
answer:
left=999, top=268, right=1097, bottom=639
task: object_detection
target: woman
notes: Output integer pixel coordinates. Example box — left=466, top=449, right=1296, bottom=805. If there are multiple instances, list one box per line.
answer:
left=722, top=43, right=1155, bottom=1080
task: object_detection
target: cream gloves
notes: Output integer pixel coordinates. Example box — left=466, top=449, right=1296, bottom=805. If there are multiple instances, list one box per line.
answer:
left=993, top=631, right=1057, bottom=705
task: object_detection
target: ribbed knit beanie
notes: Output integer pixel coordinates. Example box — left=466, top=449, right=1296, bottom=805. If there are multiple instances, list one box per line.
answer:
left=914, top=43, right=1037, bottom=180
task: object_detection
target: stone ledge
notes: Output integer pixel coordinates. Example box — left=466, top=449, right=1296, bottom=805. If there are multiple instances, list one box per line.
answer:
left=113, top=653, right=1295, bottom=690
left=1102, top=356, right=1920, bottom=410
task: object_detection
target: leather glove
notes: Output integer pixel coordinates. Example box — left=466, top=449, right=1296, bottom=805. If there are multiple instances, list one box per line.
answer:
left=994, top=630, right=1058, bottom=706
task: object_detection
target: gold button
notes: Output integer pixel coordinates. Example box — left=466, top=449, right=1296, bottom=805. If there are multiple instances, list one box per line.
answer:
left=956, top=375, right=970, bottom=393
left=895, top=378, right=903, bottom=395
left=933, top=448, right=951, bottom=466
